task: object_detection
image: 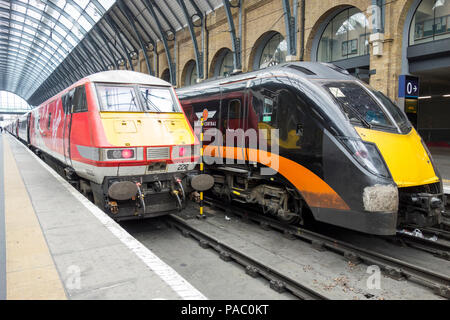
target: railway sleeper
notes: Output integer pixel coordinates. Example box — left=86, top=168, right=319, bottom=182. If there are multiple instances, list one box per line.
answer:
left=344, top=251, right=363, bottom=265
left=383, top=266, right=405, bottom=281
left=270, top=280, right=287, bottom=293
left=219, top=251, right=232, bottom=262
left=245, top=265, right=260, bottom=278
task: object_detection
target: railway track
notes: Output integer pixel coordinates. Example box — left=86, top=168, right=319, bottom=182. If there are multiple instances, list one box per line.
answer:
left=166, top=214, right=328, bottom=300
left=204, top=197, right=450, bottom=299
left=395, top=228, right=450, bottom=261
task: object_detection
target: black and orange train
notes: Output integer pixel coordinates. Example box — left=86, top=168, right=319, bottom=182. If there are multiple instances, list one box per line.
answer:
left=177, top=62, right=446, bottom=235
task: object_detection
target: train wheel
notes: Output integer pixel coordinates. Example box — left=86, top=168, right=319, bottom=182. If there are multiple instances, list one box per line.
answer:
left=277, top=213, right=300, bottom=225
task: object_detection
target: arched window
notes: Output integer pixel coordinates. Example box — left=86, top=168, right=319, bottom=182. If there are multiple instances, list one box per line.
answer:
left=317, top=7, right=369, bottom=62
left=258, top=33, right=287, bottom=68
left=410, top=0, right=450, bottom=45
left=213, top=49, right=234, bottom=77
left=184, top=60, right=197, bottom=86
left=161, top=69, right=170, bottom=82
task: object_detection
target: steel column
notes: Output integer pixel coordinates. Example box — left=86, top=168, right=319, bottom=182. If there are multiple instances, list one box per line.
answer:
left=222, top=0, right=241, bottom=72
left=177, top=0, right=204, bottom=80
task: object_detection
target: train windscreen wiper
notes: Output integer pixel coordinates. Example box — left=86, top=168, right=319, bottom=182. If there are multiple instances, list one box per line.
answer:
left=341, top=102, right=372, bottom=129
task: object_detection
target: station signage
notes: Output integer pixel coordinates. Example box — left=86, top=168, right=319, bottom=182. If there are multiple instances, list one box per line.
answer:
left=398, top=75, right=419, bottom=99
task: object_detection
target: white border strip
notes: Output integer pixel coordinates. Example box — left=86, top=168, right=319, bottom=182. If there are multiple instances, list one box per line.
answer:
left=12, top=137, right=207, bottom=300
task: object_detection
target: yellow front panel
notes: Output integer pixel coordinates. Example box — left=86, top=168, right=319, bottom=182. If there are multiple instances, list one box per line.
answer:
left=100, top=112, right=195, bottom=147
left=355, top=127, right=439, bottom=187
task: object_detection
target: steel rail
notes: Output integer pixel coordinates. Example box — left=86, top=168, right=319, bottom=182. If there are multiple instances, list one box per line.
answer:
left=166, top=214, right=328, bottom=300
left=204, top=197, right=450, bottom=299
left=393, top=233, right=450, bottom=261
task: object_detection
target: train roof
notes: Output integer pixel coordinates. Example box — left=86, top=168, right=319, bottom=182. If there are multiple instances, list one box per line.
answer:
left=177, top=62, right=355, bottom=94
left=85, top=70, right=172, bottom=87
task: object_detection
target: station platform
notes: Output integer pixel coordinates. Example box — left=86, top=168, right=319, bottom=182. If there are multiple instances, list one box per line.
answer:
left=0, top=133, right=206, bottom=300
left=430, top=147, right=450, bottom=196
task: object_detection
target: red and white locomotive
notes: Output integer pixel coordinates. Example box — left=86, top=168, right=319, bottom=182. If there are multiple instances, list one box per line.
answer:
left=13, top=70, right=201, bottom=220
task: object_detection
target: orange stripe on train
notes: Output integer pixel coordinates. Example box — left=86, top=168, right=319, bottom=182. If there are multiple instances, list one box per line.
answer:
left=204, top=145, right=350, bottom=211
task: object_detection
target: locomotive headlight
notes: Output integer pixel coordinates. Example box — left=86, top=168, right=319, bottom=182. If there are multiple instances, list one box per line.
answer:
left=339, top=138, right=391, bottom=179
left=172, top=145, right=192, bottom=158
left=101, top=148, right=141, bottom=161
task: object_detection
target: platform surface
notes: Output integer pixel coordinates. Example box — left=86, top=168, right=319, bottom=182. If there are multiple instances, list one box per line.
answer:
left=0, top=134, right=205, bottom=300
left=430, top=147, right=450, bottom=195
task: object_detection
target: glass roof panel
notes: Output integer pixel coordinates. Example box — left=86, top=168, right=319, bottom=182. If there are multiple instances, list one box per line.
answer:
left=0, top=0, right=117, bottom=100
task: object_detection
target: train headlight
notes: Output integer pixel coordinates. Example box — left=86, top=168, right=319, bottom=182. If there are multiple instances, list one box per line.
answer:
left=339, top=137, right=391, bottom=179
left=172, top=145, right=193, bottom=159
left=101, top=148, right=139, bottom=161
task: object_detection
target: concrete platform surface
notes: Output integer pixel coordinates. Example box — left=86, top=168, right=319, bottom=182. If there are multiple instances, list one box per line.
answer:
left=1, top=134, right=206, bottom=300
left=430, top=147, right=450, bottom=195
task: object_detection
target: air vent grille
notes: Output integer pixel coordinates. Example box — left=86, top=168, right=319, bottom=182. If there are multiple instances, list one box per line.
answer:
left=147, top=147, right=170, bottom=160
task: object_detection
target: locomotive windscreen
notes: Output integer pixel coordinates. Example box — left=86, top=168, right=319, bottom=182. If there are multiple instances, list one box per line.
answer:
left=138, top=87, right=181, bottom=113
left=97, top=85, right=141, bottom=112
left=322, top=81, right=412, bottom=134
left=96, top=85, right=181, bottom=113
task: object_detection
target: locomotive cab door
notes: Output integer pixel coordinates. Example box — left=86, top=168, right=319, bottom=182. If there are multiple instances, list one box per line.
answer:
left=62, top=89, right=74, bottom=166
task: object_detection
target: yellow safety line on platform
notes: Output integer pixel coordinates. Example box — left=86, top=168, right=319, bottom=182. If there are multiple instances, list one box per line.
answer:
left=3, top=136, right=66, bottom=300
left=443, top=179, right=450, bottom=184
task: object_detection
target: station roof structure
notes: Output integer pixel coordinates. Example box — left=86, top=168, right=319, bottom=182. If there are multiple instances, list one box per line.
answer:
left=0, top=0, right=223, bottom=108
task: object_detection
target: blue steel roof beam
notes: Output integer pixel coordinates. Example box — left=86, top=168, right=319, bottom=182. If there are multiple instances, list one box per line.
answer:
left=151, top=1, right=177, bottom=33
left=43, top=0, right=92, bottom=35
left=0, top=68, right=46, bottom=91
left=161, top=1, right=184, bottom=28
left=73, top=41, right=103, bottom=74
left=44, top=75, right=60, bottom=99
left=6, top=2, right=97, bottom=90
left=0, top=6, right=82, bottom=87
left=52, top=51, right=83, bottom=86
left=0, top=31, right=67, bottom=65
left=4, top=0, right=11, bottom=91
left=0, top=56, right=54, bottom=89
left=177, top=0, right=204, bottom=80
left=143, top=0, right=176, bottom=85
left=110, top=9, right=140, bottom=51
left=98, top=20, right=129, bottom=68
left=90, top=0, right=109, bottom=14
left=56, top=57, right=79, bottom=88
left=3, top=3, right=86, bottom=58
left=85, top=33, right=111, bottom=70
left=53, top=68, right=73, bottom=93
left=203, top=0, right=215, bottom=12
left=124, top=1, right=157, bottom=46
left=282, top=0, right=297, bottom=56
left=125, top=1, right=160, bottom=43
left=65, top=54, right=85, bottom=80
left=69, top=41, right=99, bottom=75
left=0, top=47, right=56, bottom=74
left=104, top=14, right=134, bottom=71
left=92, top=26, right=119, bottom=69
left=79, top=41, right=105, bottom=72
left=0, top=17, right=71, bottom=56
left=63, top=1, right=110, bottom=70
left=117, top=0, right=153, bottom=76
left=187, top=0, right=204, bottom=20
left=72, top=47, right=96, bottom=75
left=222, top=0, right=241, bottom=71
left=49, top=65, right=72, bottom=89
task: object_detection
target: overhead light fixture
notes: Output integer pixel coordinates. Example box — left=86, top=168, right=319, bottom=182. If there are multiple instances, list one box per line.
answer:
left=191, top=14, right=202, bottom=27
left=443, top=94, right=450, bottom=98
left=418, top=96, right=432, bottom=99
left=165, top=30, right=175, bottom=41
